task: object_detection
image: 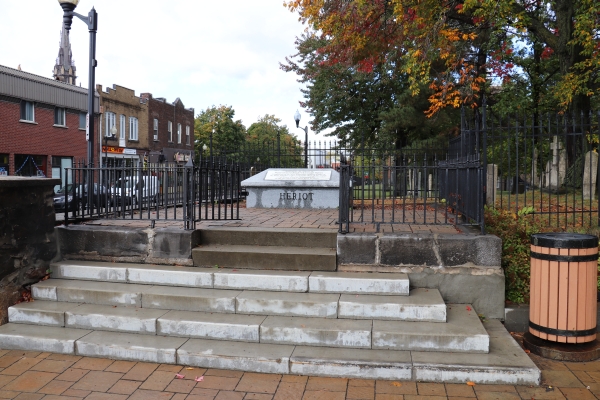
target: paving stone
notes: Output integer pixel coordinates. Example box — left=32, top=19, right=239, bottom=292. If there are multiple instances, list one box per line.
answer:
left=541, top=370, right=585, bottom=388
left=108, top=379, right=142, bottom=395
left=375, top=380, right=418, bottom=395
left=559, top=387, right=597, bottom=400
left=55, top=368, right=90, bottom=382
left=214, top=391, right=245, bottom=400
left=235, top=372, right=281, bottom=393
left=122, top=362, right=159, bottom=381
left=30, top=359, right=75, bottom=374
left=164, top=378, right=197, bottom=393
left=71, top=357, right=115, bottom=371
left=139, top=370, right=178, bottom=391
left=85, top=393, right=129, bottom=400
left=417, top=382, right=446, bottom=396
left=0, top=357, right=42, bottom=375
left=444, top=383, right=475, bottom=397
left=104, top=360, right=136, bottom=373
left=273, top=382, right=305, bottom=400
left=128, top=388, right=177, bottom=399
left=347, top=384, right=375, bottom=399
left=302, top=391, right=346, bottom=400
left=70, top=370, right=124, bottom=392
left=305, top=376, right=348, bottom=392
left=194, top=375, right=240, bottom=390
left=38, top=379, right=74, bottom=395
left=2, top=371, right=58, bottom=392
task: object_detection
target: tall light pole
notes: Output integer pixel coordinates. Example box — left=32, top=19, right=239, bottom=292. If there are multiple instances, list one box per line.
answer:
left=294, top=110, right=309, bottom=168
left=58, top=0, right=98, bottom=167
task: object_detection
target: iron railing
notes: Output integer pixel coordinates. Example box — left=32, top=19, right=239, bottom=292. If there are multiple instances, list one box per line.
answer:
left=59, top=159, right=241, bottom=229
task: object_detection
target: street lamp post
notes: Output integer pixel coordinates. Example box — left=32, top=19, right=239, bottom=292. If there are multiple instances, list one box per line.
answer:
left=58, top=0, right=98, bottom=167
left=294, top=110, right=309, bottom=168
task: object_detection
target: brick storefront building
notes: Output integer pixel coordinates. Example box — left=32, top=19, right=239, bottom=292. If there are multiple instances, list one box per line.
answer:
left=140, top=93, right=195, bottom=165
left=97, top=84, right=149, bottom=168
left=0, top=65, right=99, bottom=189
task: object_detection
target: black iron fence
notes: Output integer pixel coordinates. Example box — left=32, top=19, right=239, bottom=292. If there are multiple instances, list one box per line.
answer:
left=59, top=159, right=241, bottom=229
left=486, top=110, right=600, bottom=229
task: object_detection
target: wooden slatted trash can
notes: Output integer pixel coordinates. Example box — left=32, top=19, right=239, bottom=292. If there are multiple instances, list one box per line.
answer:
left=530, top=233, right=598, bottom=343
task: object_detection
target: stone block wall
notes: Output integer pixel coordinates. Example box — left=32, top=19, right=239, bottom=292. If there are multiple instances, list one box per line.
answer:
left=0, top=177, right=59, bottom=323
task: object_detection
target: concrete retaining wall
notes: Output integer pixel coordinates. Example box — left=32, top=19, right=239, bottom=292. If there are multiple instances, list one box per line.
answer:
left=56, top=225, right=200, bottom=266
left=338, top=233, right=505, bottom=320
left=0, top=177, right=60, bottom=323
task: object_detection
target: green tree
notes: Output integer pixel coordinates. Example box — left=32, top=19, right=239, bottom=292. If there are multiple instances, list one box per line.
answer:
left=194, top=105, right=246, bottom=161
left=281, top=32, right=460, bottom=149
left=245, top=115, right=303, bottom=168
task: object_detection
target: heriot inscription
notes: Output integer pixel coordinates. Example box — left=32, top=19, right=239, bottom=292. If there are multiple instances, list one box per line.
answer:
left=265, top=170, right=332, bottom=181
left=280, top=192, right=314, bottom=201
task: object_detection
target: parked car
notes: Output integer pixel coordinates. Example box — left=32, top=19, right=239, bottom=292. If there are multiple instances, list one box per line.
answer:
left=53, top=183, right=109, bottom=212
left=111, top=176, right=159, bottom=206
left=53, top=184, right=80, bottom=212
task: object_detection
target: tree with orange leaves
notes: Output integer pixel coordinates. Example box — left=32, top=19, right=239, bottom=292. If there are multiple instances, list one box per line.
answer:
left=285, top=0, right=599, bottom=115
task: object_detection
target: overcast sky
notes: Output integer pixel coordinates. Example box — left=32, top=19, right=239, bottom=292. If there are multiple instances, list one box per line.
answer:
left=0, top=0, right=326, bottom=142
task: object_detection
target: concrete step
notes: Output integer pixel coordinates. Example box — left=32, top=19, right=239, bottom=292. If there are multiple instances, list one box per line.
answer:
left=8, top=301, right=81, bottom=326
left=65, top=304, right=169, bottom=334
left=76, top=330, right=189, bottom=364
left=51, top=260, right=214, bottom=288
left=373, top=304, right=489, bottom=353
left=339, top=288, right=446, bottom=322
left=309, top=271, right=409, bottom=295
left=141, top=286, right=240, bottom=313
left=260, top=316, right=372, bottom=349
left=0, top=323, right=91, bottom=354
left=32, top=279, right=147, bottom=307
left=214, top=269, right=310, bottom=292
left=157, top=310, right=266, bottom=342
left=236, top=291, right=339, bottom=318
left=178, top=338, right=294, bottom=374
left=290, top=346, right=412, bottom=380
left=0, top=321, right=540, bottom=384
left=199, top=227, right=337, bottom=248
left=193, top=244, right=336, bottom=271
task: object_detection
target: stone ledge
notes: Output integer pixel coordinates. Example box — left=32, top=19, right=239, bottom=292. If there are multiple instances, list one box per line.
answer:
left=0, top=176, right=60, bottom=188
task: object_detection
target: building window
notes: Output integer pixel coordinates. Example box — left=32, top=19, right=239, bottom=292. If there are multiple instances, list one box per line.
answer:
left=120, top=115, right=126, bottom=140
left=186, top=125, right=190, bottom=145
left=79, top=112, right=86, bottom=129
left=105, top=112, right=116, bottom=137
left=154, top=119, right=159, bottom=141
left=177, top=123, right=182, bottom=144
left=168, top=121, right=173, bottom=142
left=54, top=107, right=66, bottom=126
left=129, top=117, right=138, bottom=140
left=20, top=101, right=35, bottom=122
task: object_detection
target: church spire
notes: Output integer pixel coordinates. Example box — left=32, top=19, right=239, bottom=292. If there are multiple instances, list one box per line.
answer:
left=53, top=24, right=77, bottom=85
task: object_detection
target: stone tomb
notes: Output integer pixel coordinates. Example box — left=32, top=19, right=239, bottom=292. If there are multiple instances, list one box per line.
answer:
left=241, top=168, right=339, bottom=209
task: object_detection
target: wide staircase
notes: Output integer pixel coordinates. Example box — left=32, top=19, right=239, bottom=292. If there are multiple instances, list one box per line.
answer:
left=0, top=228, right=539, bottom=384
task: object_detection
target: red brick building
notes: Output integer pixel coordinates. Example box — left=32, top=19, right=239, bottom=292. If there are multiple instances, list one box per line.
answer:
left=140, top=93, right=195, bottom=165
left=0, top=65, right=99, bottom=189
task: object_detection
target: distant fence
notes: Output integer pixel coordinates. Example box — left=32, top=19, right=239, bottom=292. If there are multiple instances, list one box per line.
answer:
left=60, top=159, right=241, bottom=229
left=486, top=110, right=600, bottom=229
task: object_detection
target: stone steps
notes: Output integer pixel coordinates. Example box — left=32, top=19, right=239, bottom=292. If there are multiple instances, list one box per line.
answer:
left=193, top=227, right=337, bottom=271
left=8, top=299, right=479, bottom=352
left=0, top=259, right=540, bottom=384
left=30, top=278, right=441, bottom=321
left=193, top=244, right=337, bottom=271
left=0, top=320, right=541, bottom=384
left=51, top=261, right=409, bottom=294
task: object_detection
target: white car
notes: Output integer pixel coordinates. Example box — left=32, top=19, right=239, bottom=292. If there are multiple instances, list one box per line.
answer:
left=111, top=176, right=159, bottom=205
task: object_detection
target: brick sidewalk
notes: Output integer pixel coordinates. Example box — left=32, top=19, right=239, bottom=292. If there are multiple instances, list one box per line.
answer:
left=0, top=346, right=598, bottom=399
left=78, top=205, right=462, bottom=235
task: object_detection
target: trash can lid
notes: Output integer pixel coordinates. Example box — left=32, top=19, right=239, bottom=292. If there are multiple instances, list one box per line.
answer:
left=531, top=233, right=598, bottom=248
